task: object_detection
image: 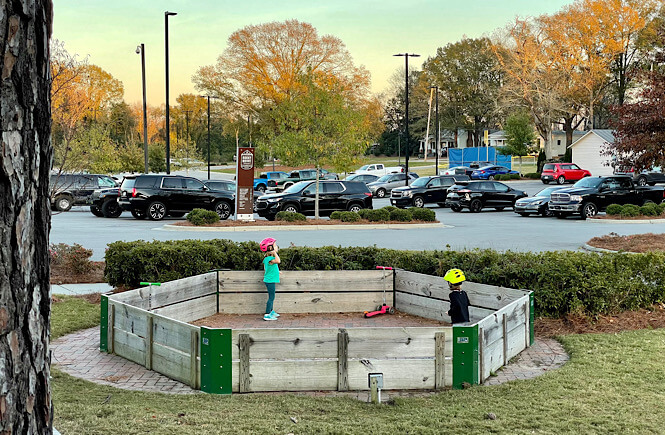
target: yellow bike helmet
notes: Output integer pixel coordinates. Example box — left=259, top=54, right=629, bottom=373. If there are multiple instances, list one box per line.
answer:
left=443, top=268, right=466, bottom=284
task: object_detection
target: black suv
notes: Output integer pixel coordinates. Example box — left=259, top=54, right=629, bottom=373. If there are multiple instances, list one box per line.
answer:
left=390, top=174, right=470, bottom=208
left=255, top=180, right=372, bottom=220
left=118, top=175, right=235, bottom=220
left=88, top=188, right=122, bottom=218
left=445, top=180, right=527, bottom=213
left=50, top=173, right=118, bottom=211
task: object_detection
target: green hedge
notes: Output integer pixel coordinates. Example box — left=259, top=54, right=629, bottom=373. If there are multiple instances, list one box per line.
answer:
left=105, top=240, right=665, bottom=317
left=606, top=203, right=665, bottom=217
left=276, top=211, right=306, bottom=221
left=408, top=207, right=436, bottom=222
left=389, top=208, right=412, bottom=222
left=186, top=209, right=220, bottom=226
left=524, top=172, right=541, bottom=179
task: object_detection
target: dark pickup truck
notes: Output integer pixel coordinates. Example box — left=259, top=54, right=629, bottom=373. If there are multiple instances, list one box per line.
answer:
left=548, top=176, right=665, bottom=219
left=267, top=169, right=320, bottom=192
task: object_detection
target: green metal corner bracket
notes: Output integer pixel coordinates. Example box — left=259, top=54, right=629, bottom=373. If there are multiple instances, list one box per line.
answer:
left=452, top=324, right=479, bottom=389
left=200, top=327, right=232, bottom=395
left=529, top=292, right=535, bottom=346
left=100, top=295, right=108, bottom=352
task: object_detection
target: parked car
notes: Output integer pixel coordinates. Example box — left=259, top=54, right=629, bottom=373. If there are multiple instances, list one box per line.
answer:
left=469, top=161, right=491, bottom=169
left=50, top=173, right=118, bottom=212
left=613, top=165, right=665, bottom=186
left=514, top=186, right=566, bottom=217
left=351, top=163, right=404, bottom=176
left=345, top=173, right=380, bottom=184
left=548, top=176, right=665, bottom=219
left=118, top=174, right=235, bottom=221
left=253, top=171, right=289, bottom=192
left=88, top=188, right=122, bottom=218
left=266, top=169, right=325, bottom=192
left=203, top=179, right=264, bottom=211
left=445, top=181, right=527, bottom=213
left=470, top=165, right=519, bottom=180
left=391, top=175, right=470, bottom=208
left=442, top=166, right=473, bottom=176
left=541, top=163, right=591, bottom=185
left=255, top=180, right=372, bottom=220
left=320, top=169, right=340, bottom=180
left=367, top=172, right=418, bottom=198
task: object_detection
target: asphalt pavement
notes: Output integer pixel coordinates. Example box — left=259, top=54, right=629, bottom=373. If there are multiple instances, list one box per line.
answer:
left=50, top=179, right=665, bottom=260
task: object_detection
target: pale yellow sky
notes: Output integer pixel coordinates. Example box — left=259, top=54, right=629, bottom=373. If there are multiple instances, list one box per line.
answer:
left=53, top=0, right=573, bottom=105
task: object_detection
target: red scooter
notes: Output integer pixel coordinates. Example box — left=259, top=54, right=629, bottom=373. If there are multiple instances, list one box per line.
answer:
left=364, top=266, right=396, bottom=318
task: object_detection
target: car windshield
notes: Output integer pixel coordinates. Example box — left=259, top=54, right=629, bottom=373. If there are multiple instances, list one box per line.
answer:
left=410, top=178, right=430, bottom=187
left=377, top=174, right=392, bottom=182
left=534, top=187, right=561, bottom=198
left=543, top=164, right=555, bottom=171
left=573, top=177, right=602, bottom=188
left=283, top=181, right=309, bottom=194
left=358, top=165, right=370, bottom=171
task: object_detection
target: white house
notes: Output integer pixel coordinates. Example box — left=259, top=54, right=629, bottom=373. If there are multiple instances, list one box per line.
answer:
left=568, top=130, right=615, bottom=176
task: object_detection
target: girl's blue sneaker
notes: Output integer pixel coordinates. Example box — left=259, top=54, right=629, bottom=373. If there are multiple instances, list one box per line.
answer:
left=270, top=310, right=280, bottom=318
left=263, top=313, right=277, bottom=321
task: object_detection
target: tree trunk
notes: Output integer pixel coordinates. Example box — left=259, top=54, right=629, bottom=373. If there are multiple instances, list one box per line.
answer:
left=0, top=1, right=54, bottom=433
left=315, top=167, right=320, bottom=219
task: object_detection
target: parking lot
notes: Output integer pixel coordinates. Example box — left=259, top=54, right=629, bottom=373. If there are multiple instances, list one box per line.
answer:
left=50, top=179, right=665, bottom=260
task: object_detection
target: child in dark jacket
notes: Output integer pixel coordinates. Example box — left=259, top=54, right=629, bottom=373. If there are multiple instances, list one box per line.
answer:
left=444, top=268, right=470, bottom=324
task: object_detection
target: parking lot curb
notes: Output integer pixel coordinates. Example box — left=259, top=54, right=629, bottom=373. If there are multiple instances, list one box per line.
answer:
left=162, top=222, right=449, bottom=232
left=587, top=217, right=665, bottom=224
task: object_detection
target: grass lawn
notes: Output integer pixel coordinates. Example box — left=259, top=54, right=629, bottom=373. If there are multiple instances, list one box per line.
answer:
left=52, top=296, right=665, bottom=434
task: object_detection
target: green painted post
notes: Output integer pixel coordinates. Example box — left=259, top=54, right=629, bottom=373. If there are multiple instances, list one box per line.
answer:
left=100, top=295, right=108, bottom=352
left=529, top=292, right=535, bottom=346
left=452, top=324, right=479, bottom=389
left=200, top=327, right=232, bottom=394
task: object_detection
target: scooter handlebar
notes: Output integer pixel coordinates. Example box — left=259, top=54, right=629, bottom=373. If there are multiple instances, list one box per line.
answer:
left=375, top=266, right=393, bottom=270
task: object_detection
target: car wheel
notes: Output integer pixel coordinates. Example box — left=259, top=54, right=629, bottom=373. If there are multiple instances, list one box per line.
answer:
left=375, top=188, right=386, bottom=198
left=214, top=201, right=232, bottom=220
left=495, top=207, right=505, bottom=211
left=637, top=176, right=647, bottom=187
left=256, top=184, right=266, bottom=193
left=101, top=200, right=122, bottom=218
left=147, top=201, right=167, bottom=221
left=347, top=203, right=362, bottom=213
left=541, top=205, right=554, bottom=217
left=282, top=203, right=299, bottom=213
left=90, top=205, right=104, bottom=217
left=131, top=209, right=147, bottom=220
left=488, top=175, right=495, bottom=180
left=581, top=202, right=598, bottom=220
left=557, top=175, right=566, bottom=185
left=542, top=180, right=550, bottom=185
left=450, top=204, right=462, bottom=212
left=469, top=199, right=483, bottom=213
left=518, top=212, right=529, bottom=217
left=54, top=195, right=73, bottom=212
left=412, top=196, right=425, bottom=208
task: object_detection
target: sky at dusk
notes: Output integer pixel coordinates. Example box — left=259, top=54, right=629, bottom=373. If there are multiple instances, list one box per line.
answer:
left=53, top=0, right=573, bottom=105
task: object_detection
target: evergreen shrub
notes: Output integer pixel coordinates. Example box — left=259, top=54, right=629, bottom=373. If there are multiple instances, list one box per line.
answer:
left=186, top=208, right=220, bottom=226
left=389, top=208, right=413, bottom=222
left=276, top=211, right=306, bottom=222
left=409, top=207, right=436, bottom=221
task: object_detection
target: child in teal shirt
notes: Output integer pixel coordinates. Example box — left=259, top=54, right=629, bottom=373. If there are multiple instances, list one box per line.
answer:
left=261, top=239, right=280, bottom=321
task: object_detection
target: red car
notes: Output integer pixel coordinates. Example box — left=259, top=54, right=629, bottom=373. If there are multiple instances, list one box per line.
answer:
left=541, top=163, right=591, bottom=185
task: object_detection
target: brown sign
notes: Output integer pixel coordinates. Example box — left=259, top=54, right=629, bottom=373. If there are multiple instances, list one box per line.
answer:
left=235, top=147, right=254, bottom=221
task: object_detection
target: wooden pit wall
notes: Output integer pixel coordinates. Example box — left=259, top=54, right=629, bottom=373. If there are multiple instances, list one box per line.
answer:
left=229, top=327, right=453, bottom=392
left=216, top=270, right=392, bottom=314
left=105, top=272, right=218, bottom=387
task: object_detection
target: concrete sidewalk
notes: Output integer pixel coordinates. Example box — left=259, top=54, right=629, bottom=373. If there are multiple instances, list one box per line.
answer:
left=51, top=283, right=113, bottom=296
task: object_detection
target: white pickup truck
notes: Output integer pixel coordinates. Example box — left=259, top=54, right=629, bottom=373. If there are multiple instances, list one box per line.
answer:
left=352, top=163, right=404, bottom=176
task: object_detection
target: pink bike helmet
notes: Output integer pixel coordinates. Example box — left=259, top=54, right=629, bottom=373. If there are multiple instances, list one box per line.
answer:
left=260, top=237, right=276, bottom=252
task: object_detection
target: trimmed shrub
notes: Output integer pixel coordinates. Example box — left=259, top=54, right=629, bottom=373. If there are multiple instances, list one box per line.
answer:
left=524, top=172, right=541, bottom=179
left=381, top=205, right=398, bottom=213
left=640, top=203, right=660, bottom=216
left=389, top=208, right=413, bottom=222
left=620, top=204, right=640, bottom=217
left=105, top=239, right=665, bottom=318
left=409, top=207, right=436, bottom=221
left=606, top=204, right=623, bottom=215
left=338, top=211, right=362, bottom=222
left=495, top=174, right=507, bottom=180
left=365, top=208, right=390, bottom=222
left=50, top=243, right=93, bottom=275
left=276, top=211, right=306, bottom=222
left=186, top=208, right=220, bottom=226
left=658, top=203, right=665, bottom=215
left=330, top=211, right=342, bottom=220
left=357, top=209, right=371, bottom=219
left=510, top=173, right=520, bottom=180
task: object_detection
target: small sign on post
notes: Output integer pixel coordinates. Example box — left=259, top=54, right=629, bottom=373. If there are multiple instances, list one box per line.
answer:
left=236, top=147, right=255, bottom=221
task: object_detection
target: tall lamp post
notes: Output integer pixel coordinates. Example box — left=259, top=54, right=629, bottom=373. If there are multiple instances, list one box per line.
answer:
left=429, top=85, right=439, bottom=175
left=164, top=10, right=177, bottom=174
left=394, top=52, right=420, bottom=186
left=136, top=43, right=149, bottom=173
left=200, top=95, right=220, bottom=180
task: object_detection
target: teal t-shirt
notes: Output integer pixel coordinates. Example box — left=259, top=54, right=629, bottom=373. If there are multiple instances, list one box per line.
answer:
left=263, top=256, right=280, bottom=283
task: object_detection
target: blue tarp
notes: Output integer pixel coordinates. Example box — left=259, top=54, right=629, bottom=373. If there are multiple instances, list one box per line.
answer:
left=448, top=147, right=511, bottom=169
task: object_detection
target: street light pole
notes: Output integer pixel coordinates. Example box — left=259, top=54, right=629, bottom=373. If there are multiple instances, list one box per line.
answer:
left=430, top=85, right=439, bottom=175
left=394, top=52, right=420, bottom=186
left=136, top=43, right=148, bottom=174
left=164, top=10, right=177, bottom=174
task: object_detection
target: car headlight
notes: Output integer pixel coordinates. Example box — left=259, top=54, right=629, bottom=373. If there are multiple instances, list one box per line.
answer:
left=267, top=197, right=282, bottom=203
left=404, top=191, right=413, bottom=197
left=570, top=195, right=583, bottom=202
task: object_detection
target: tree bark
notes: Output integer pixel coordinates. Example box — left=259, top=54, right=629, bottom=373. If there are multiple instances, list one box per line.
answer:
left=1, top=0, right=54, bottom=433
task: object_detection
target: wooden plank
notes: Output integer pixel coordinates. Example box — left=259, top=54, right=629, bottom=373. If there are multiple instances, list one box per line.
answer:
left=113, top=329, right=146, bottom=366
left=145, top=315, right=153, bottom=370
left=231, top=329, right=338, bottom=360
left=506, top=323, right=527, bottom=362
left=463, top=282, right=527, bottom=310
left=395, top=292, right=491, bottom=323
left=190, top=329, right=198, bottom=389
left=347, top=359, right=436, bottom=390
left=435, top=332, right=445, bottom=390
left=149, top=272, right=217, bottom=309
left=108, top=303, right=115, bottom=353
left=338, top=331, right=349, bottom=391
left=113, top=303, right=149, bottom=338
left=239, top=334, right=250, bottom=393
left=503, top=313, right=508, bottom=366
left=245, top=360, right=338, bottom=392
left=152, top=294, right=217, bottom=322
left=152, top=315, right=199, bottom=354
left=218, top=270, right=389, bottom=293
left=481, top=338, right=503, bottom=379
left=346, top=327, right=451, bottom=359
left=109, top=287, right=150, bottom=308
left=151, top=342, right=192, bottom=385
left=477, top=298, right=528, bottom=349
left=220, top=292, right=386, bottom=315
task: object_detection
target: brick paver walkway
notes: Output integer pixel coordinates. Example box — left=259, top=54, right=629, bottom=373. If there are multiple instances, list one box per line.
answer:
left=52, top=327, right=568, bottom=398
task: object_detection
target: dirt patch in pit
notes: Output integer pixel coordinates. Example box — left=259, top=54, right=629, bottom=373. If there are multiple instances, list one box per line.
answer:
left=586, top=232, right=665, bottom=253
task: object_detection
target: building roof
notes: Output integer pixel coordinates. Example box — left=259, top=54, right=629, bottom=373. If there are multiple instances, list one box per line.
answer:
left=569, top=129, right=615, bottom=148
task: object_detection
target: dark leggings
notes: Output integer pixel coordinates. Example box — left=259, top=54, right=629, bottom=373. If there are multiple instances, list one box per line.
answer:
left=265, top=282, right=275, bottom=314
